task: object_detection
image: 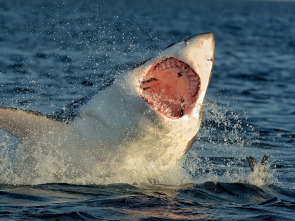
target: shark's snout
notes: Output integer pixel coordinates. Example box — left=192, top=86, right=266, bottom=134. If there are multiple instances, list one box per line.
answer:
left=187, top=32, right=215, bottom=60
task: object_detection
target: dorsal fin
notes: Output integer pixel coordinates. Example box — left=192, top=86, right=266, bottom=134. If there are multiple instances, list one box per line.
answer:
left=0, top=107, right=65, bottom=140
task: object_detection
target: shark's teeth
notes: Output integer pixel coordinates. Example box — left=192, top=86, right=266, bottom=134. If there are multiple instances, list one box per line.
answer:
left=138, top=57, right=200, bottom=119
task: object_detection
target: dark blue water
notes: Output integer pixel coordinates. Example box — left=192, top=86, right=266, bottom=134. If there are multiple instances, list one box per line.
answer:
left=0, top=0, right=295, bottom=220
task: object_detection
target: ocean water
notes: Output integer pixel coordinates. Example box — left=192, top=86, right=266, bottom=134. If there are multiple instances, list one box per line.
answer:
left=0, top=0, right=295, bottom=220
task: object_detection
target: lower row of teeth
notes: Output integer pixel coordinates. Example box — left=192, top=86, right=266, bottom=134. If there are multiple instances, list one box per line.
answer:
left=147, top=98, right=184, bottom=117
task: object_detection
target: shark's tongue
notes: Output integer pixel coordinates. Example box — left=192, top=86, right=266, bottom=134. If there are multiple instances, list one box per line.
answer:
left=139, top=57, right=200, bottom=119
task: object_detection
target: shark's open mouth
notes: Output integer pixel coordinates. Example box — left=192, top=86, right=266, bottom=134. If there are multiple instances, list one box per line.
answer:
left=138, top=57, right=200, bottom=119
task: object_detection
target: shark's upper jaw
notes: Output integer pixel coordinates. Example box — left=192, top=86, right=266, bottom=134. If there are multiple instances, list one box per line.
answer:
left=138, top=57, right=201, bottom=119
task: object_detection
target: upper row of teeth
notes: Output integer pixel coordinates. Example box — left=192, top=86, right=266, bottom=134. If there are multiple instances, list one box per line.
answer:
left=141, top=63, right=200, bottom=99
left=151, top=60, right=199, bottom=83
left=152, top=59, right=188, bottom=73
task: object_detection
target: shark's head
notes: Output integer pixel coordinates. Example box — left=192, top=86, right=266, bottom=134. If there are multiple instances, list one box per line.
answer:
left=136, top=33, right=214, bottom=120
left=120, top=33, right=215, bottom=167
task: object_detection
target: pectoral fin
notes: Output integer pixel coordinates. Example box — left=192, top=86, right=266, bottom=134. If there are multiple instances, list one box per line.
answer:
left=0, top=107, right=66, bottom=140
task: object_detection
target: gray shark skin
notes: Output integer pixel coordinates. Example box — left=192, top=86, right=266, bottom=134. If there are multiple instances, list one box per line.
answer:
left=0, top=33, right=215, bottom=183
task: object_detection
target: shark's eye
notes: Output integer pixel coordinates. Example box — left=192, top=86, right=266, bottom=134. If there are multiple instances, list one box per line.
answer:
left=138, top=57, right=200, bottom=119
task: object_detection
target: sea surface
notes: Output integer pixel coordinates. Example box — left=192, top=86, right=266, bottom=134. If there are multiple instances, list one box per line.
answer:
left=0, top=0, right=295, bottom=220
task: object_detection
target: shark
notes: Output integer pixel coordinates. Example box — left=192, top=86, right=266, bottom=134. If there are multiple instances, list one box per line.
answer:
left=0, top=33, right=215, bottom=183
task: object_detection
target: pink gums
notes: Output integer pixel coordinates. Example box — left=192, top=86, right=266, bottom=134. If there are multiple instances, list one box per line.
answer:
left=139, top=57, right=200, bottom=119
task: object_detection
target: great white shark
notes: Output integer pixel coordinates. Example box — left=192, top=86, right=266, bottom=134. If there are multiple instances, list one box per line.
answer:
left=0, top=33, right=215, bottom=183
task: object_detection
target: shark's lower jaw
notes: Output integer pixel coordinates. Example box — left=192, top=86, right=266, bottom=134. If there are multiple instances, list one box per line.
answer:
left=138, top=57, right=201, bottom=119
